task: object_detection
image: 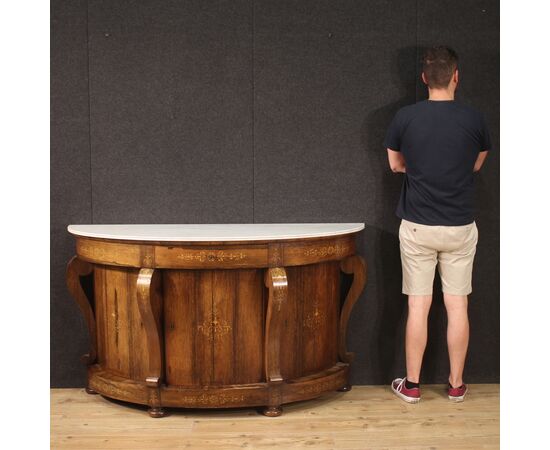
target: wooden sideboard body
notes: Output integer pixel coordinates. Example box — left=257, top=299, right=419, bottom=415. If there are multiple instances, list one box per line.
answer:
left=67, top=226, right=367, bottom=417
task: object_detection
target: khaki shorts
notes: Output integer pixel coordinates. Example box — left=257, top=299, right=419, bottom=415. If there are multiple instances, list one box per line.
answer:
left=399, top=219, right=478, bottom=296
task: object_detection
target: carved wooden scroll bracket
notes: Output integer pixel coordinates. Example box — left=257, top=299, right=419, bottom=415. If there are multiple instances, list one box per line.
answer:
left=137, top=268, right=165, bottom=417
left=66, top=256, right=96, bottom=366
left=262, top=267, right=288, bottom=416
left=338, top=255, right=367, bottom=363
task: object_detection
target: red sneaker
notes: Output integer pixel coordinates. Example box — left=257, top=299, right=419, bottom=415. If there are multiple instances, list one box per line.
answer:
left=391, top=377, right=421, bottom=403
left=448, top=383, right=468, bottom=402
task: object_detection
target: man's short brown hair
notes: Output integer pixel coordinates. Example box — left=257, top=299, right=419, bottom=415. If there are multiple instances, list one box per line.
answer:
left=422, top=46, right=458, bottom=89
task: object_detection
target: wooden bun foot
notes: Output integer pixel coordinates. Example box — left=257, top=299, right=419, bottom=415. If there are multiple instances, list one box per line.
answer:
left=337, top=384, right=352, bottom=392
left=261, top=406, right=282, bottom=417
left=85, top=387, right=99, bottom=395
left=148, top=407, right=167, bottom=418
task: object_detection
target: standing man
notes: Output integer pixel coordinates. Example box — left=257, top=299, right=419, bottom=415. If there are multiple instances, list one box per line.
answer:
left=384, top=46, right=491, bottom=403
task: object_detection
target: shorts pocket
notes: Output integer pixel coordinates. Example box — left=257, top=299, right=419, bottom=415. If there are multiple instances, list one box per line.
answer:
left=399, top=220, right=411, bottom=242
left=458, top=222, right=478, bottom=250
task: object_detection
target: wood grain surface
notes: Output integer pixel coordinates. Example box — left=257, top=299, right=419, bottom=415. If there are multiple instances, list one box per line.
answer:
left=51, top=384, right=499, bottom=449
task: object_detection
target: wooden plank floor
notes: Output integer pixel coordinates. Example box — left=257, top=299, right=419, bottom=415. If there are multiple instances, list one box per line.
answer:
left=51, top=384, right=499, bottom=449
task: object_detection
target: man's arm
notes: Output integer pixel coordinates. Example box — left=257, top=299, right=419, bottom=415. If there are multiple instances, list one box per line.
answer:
left=473, top=151, right=489, bottom=172
left=387, top=149, right=406, bottom=173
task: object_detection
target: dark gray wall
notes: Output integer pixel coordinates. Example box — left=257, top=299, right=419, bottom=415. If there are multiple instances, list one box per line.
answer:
left=51, top=0, right=499, bottom=387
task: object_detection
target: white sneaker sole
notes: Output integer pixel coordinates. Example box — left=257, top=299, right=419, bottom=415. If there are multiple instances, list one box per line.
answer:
left=391, top=384, right=420, bottom=404
left=448, top=386, right=468, bottom=402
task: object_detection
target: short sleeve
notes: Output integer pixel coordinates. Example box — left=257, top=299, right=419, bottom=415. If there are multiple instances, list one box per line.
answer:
left=384, top=110, right=403, bottom=151
left=478, top=113, right=492, bottom=151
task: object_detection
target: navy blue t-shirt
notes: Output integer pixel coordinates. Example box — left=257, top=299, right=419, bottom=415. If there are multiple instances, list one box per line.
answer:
left=383, top=100, right=491, bottom=226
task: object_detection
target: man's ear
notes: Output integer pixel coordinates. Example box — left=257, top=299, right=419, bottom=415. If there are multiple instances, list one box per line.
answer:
left=453, top=69, right=459, bottom=84
left=421, top=72, right=428, bottom=85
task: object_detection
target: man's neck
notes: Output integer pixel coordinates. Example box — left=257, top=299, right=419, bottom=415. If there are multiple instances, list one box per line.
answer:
left=428, top=88, right=455, bottom=101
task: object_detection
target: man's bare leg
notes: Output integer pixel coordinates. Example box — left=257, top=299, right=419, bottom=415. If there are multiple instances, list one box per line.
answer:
left=405, top=295, right=433, bottom=383
left=443, top=294, right=469, bottom=387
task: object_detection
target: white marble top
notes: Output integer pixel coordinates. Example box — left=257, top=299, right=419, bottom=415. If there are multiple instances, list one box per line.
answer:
left=67, top=223, right=365, bottom=242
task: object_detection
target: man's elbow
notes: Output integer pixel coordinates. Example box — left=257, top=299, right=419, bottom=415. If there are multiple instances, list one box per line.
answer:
left=390, top=164, right=405, bottom=173
left=474, top=151, right=489, bottom=172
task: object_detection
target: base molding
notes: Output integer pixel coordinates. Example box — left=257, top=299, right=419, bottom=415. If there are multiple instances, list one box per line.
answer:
left=88, top=363, right=350, bottom=411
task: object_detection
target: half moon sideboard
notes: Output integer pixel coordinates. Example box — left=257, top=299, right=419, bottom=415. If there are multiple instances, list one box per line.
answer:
left=66, top=223, right=367, bottom=417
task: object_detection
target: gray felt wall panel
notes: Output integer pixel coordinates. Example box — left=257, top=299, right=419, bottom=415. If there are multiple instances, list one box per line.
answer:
left=51, top=0, right=499, bottom=387
left=254, top=0, right=416, bottom=224
left=253, top=0, right=418, bottom=384
left=87, top=0, right=253, bottom=223
left=51, top=0, right=92, bottom=387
